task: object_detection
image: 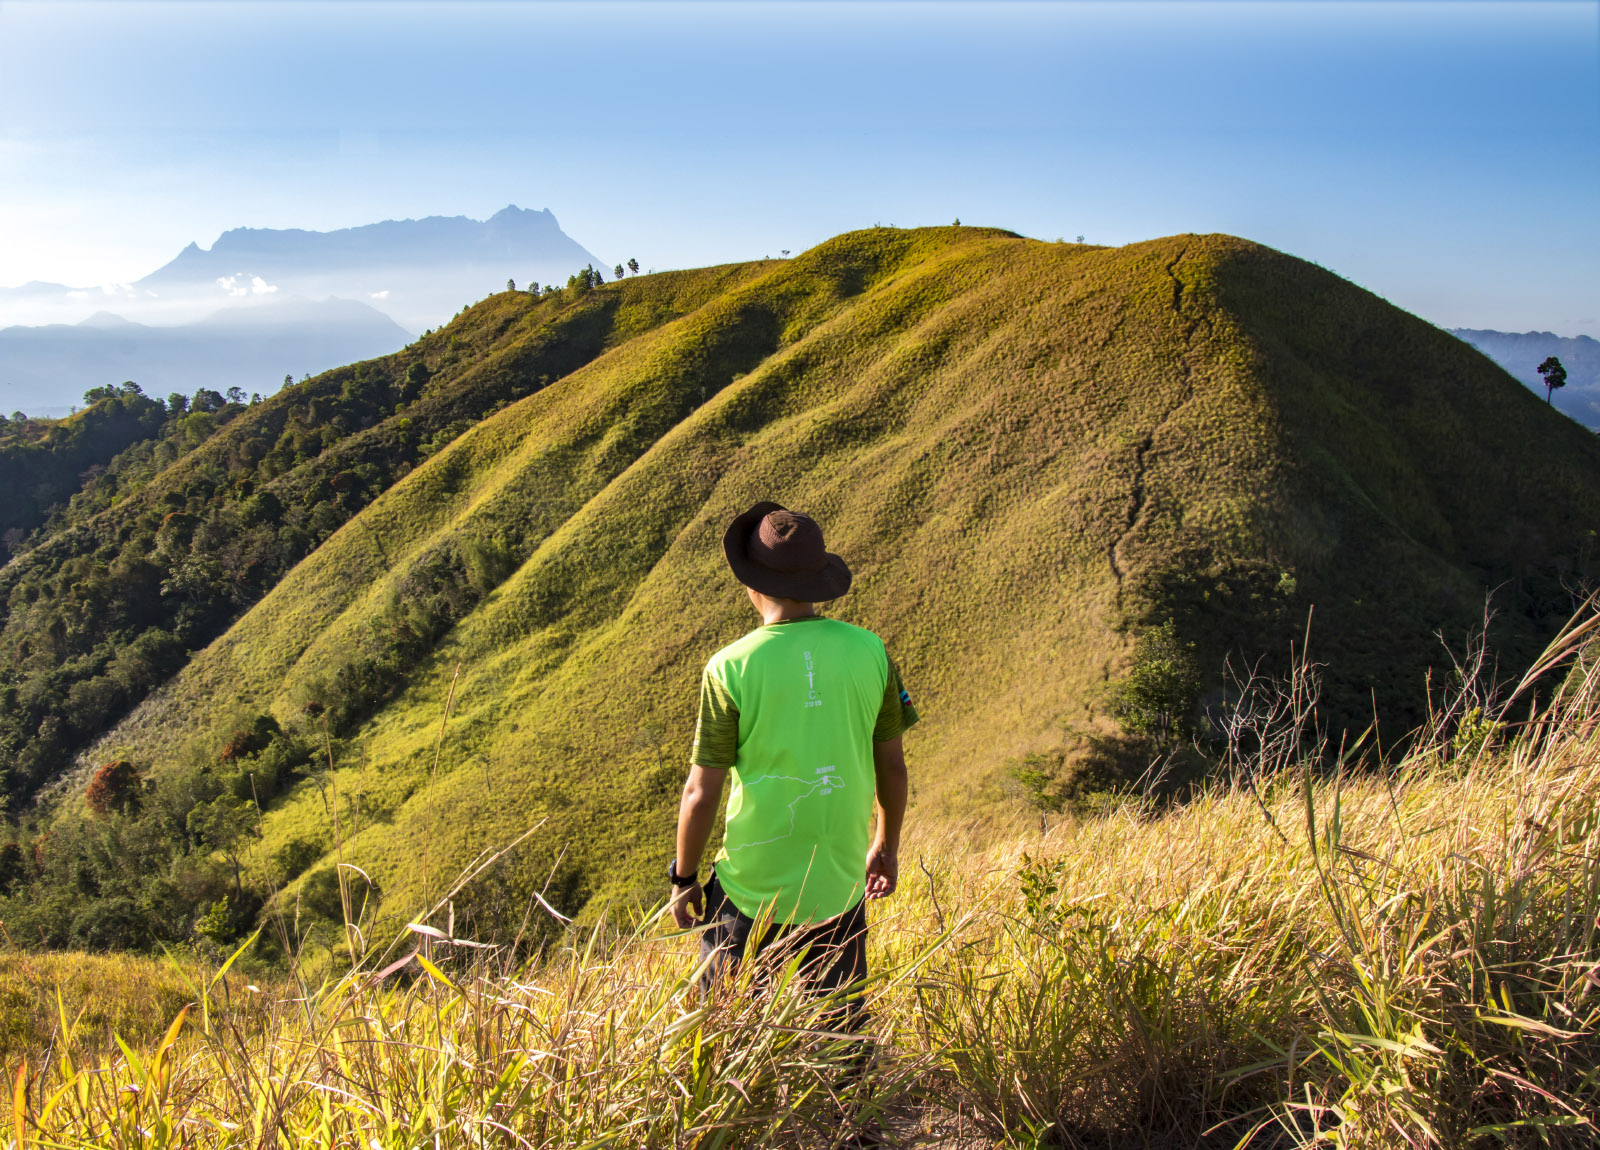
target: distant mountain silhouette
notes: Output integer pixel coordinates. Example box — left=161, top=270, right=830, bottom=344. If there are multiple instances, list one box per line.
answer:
left=0, top=206, right=607, bottom=413
left=0, top=297, right=412, bottom=415
left=1453, top=328, right=1600, bottom=429
left=0, top=281, right=73, bottom=302
left=134, top=205, right=606, bottom=331
left=143, top=205, right=596, bottom=281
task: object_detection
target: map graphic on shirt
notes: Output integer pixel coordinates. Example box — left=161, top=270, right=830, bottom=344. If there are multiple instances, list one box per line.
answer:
left=724, top=767, right=845, bottom=852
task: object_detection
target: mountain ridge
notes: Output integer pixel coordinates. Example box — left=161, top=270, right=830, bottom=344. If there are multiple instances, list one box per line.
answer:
left=0, top=297, right=413, bottom=414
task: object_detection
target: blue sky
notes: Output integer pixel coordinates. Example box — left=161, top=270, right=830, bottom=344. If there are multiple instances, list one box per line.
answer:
left=1, top=0, right=1596, bottom=332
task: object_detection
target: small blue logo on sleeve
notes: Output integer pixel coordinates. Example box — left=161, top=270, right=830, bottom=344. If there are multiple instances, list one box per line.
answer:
left=900, top=689, right=911, bottom=704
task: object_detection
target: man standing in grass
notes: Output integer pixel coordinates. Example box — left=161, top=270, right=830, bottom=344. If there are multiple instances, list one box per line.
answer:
left=669, top=501, right=917, bottom=1004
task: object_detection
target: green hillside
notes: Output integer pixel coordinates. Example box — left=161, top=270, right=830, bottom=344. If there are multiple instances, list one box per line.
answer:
left=5, top=225, right=1597, bottom=953
left=0, top=261, right=771, bottom=805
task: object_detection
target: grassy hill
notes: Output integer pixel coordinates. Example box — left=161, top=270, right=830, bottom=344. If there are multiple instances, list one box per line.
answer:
left=0, top=260, right=770, bottom=806
left=3, top=224, right=1597, bottom=953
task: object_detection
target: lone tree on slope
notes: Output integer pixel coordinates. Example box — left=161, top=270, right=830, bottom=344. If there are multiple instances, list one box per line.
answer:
left=85, top=760, right=141, bottom=818
left=507, top=278, right=516, bottom=292
left=614, top=263, right=625, bottom=280
left=1538, top=356, right=1567, bottom=405
left=1106, top=620, right=1203, bottom=748
left=627, top=258, right=639, bottom=274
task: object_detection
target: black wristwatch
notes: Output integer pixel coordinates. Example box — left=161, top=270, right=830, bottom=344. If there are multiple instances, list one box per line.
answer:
left=668, top=859, right=698, bottom=888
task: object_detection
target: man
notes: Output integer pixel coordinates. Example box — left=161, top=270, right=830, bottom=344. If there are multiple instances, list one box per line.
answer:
left=669, top=501, right=917, bottom=1006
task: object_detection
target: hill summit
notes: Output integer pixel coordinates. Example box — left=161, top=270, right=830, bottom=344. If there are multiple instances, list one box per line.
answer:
left=3, top=225, right=1597, bottom=951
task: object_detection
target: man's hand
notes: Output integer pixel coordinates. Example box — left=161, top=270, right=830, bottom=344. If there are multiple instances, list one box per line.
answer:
left=670, top=880, right=705, bottom=928
left=865, top=840, right=898, bottom=900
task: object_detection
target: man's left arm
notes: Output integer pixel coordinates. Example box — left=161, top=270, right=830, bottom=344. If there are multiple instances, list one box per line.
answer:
left=867, top=736, right=907, bottom=899
left=866, top=653, right=917, bottom=899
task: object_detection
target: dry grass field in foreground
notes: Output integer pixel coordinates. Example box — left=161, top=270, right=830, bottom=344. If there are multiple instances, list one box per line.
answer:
left=7, top=619, right=1600, bottom=1149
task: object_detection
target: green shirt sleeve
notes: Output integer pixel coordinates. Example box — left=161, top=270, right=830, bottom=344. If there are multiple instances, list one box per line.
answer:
left=872, top=655, right=920, bottom=743
left=690, top=668, right=740, bottom=769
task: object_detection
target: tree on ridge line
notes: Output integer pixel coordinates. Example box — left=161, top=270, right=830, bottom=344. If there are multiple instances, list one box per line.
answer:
left=1538, top=356, right=1567, bottom=405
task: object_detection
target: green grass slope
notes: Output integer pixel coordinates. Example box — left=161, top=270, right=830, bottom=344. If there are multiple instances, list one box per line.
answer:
left=78, top=226, right=1600, bottom=943
left=0, top=260, right=772, bottom=804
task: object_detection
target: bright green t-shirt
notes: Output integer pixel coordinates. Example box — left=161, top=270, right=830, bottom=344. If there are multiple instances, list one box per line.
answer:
left=690, top=616, right=918, bottom=924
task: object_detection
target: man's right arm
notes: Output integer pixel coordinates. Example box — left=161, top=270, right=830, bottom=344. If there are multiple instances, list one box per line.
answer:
left=672, top=764, right=727, bottom=928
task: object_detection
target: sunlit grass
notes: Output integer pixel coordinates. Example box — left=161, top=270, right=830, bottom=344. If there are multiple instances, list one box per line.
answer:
left=10, top=620, right=1600, bottom=1147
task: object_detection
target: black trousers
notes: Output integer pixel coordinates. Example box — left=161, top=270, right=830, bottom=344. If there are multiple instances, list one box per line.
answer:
left=696, top=872, right=869, bottom=1021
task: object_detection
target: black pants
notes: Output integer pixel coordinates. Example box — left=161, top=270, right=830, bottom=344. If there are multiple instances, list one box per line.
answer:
left=697, top=872, right=869, bottom=1023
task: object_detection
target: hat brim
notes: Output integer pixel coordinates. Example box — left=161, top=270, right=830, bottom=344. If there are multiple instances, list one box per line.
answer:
left=722, top=501, right=853, bottom=602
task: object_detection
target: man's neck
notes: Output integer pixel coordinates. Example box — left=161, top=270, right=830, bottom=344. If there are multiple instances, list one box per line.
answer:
left=758, top=599, right=817, bottom=626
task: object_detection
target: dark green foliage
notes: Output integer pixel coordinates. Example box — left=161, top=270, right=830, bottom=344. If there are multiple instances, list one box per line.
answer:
left=1106, top=621, right=1204, bottom=746
left=0, top=383, right=169, bottom=550
left=300, top=865, right=380, bottom=924
left=0, top=715, right=311, bottom=951
left=1539, top=355, right=1567, bottom=404
left=301, top=539, right=500, bottom=735
left=0, top=841, right=25, bottom=894
left=1006, top=755, right=1064, bottom=815
left=185, top=795, right=256, bottom=894
left=218, top=714, right=281, bottom=763
left=273, top=837, right=322, bottom=882
left=1003, top=732, right=1174, bottom=819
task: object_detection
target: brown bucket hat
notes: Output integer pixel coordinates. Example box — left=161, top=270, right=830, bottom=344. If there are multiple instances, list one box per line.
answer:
left=723, top=501, right=852, bottom=602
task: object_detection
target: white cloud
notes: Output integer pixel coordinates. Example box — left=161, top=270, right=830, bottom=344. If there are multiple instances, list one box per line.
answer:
left=369, top=289, right=390, bottom=299
left=67, top=289, right=89, bottom=300
left=214, top=274, right=274, bottom=297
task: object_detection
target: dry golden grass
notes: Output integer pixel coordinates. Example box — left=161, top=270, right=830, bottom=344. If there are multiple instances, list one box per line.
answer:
left=9, top=618, right=1599, bottom=1147
left=0, top=951, right=263, bottom=1064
